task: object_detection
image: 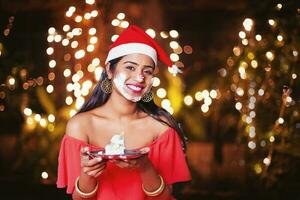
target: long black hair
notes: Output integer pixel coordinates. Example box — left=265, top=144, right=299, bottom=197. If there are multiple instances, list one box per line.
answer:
left=77, top=57, right=187, bottom=150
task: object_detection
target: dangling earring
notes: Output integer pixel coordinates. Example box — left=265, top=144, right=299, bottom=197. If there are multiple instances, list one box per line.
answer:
left=141, top=91, right=153, bottom=102
left=100, top=78, right=112, bottom=94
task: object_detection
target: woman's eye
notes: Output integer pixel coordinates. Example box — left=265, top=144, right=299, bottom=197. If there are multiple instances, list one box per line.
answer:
left=125, top=66, right=135, bottom=71
left=144, top=70, right=153, bottom=75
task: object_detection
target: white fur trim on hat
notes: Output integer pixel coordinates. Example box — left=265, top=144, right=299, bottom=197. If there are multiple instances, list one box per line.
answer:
left=105, top=43, right=157, bottom=66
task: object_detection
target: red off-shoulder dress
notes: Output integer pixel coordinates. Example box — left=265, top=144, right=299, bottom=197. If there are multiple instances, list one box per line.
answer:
left=57, top=127, right=191, bottom=200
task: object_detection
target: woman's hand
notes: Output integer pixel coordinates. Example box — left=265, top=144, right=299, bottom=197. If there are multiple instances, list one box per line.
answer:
left=80, top=147, right=107, bottom=178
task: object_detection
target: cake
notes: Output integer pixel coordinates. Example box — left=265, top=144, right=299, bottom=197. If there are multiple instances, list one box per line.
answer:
left=105, top=132, right=125, bottom=155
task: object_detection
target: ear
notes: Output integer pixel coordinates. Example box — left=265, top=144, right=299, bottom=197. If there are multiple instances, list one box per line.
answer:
left=105, top=62, right=113, bottom=79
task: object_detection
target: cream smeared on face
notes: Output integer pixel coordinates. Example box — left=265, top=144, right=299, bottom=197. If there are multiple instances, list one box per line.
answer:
left=113, top=72, right=153, bottom=102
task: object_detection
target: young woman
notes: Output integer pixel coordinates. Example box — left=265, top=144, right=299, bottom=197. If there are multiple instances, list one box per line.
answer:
left=57, top=25, right=191, bottom=200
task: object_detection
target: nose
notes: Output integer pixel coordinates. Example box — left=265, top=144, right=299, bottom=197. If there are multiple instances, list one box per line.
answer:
left=134, top=72, right=145, bottom=82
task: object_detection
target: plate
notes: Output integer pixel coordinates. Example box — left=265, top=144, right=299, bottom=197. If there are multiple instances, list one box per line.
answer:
left=86, top=147, right=150, bottom=160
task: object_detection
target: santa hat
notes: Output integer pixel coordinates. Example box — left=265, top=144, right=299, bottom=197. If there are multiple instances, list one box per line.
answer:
left=105, top=25, right=180, bottom=75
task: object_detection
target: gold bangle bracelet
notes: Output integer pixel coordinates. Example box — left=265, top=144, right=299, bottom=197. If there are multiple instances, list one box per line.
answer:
left=142, top=175, right=166, bottom=197
left=75, top=176, right=99, bottom=199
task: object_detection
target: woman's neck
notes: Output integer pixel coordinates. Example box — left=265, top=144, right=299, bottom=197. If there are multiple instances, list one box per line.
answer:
left=103, top=91, right=140, bottom=121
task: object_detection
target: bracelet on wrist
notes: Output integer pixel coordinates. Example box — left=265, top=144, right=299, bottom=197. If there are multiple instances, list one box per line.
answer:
left=75, top=176, right=99, bottom=199
left=142, top=175, right=165, bottom=197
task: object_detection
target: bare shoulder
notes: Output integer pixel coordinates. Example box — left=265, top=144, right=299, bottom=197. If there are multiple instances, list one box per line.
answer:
left=146, top=114, right=171, bottom=137
left=65, top=112, right=91, bottom=142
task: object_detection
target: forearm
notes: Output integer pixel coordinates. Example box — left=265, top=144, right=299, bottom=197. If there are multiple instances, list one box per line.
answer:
left=72, top=171, right=98, bottom=200
left=139, top=163, right=172, bottom=200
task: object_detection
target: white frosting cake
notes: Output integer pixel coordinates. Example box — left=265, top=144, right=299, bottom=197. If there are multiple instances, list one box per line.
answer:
left=105, top=133, right=125, bottom=155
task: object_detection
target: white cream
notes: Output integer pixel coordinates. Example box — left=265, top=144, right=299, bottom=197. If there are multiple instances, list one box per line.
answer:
left=113, top=72, right=154, bottom=102
left=105, top=134, right=125, bottom=155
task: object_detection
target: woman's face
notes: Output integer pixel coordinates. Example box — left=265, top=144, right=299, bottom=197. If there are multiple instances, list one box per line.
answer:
left=109, top=53, right=155, bottom=102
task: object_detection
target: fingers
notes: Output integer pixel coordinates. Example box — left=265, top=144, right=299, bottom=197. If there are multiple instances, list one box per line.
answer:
left=83, top=163, right=106, bottom=176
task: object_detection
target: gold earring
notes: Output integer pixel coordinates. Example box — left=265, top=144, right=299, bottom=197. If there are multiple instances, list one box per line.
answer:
left=141, top=91, right=153, bottom=102
left=100, top=78, right=112, bottom=94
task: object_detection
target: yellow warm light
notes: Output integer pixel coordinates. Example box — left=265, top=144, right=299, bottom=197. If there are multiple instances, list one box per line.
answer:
left=87, top=44, right=95, bottom=52
left=268, top=19, right=276, bottom=26
left=48, top=27, right=55, bottom=35
left=90, top=36, right=98, bottom=44
left=236, top=87, right=244, bottom=96
left=46, top=85, right=54, bottom=93
left=161, top=99, right=171, bottom=108
left=239, top=31, right=246, bottom=39
left=40, top=118, right=47, bottom=127
left=112, top=19, right=120, bottom=26
left=54, top=35, right=62, bottom=42
left=41, top=171, right=49, bottom=179
left=66, top=83, right=74, bottom=92
left=195, top=91, right=204, bottom=101
left=277, top=35, right=283, bottom=41
left=26, top=117, right=34, bottom=125
left=72, top=28, right=82, bottom=36
left=84, top=13, right=92, bottom=20
left=210, top=90, right=217, bottom=99
left=66, top=11, right=73, bottom=18
left=68, top=6, right=76, bottom=13
left=34, top=114, right=41, bottom=122
left=120, top=21, right=129, bottom=28
left=71, top=41, right=79, bottom=48
left=202, top=90, right=209, bottom=98
left=157, top=88, right=167, bottom=98
left=255, top=34, right=262, bottom=41
left=89, top=28, right=96, bottom=35
left=111, top=35, right=119, bottom=42
left=83, top=80, right=93, bottom=89
left=85, top=0, right=95, bottom=5
left=254, top=164, right=262, bottom=174
left=92, top=58, right=100, bottom=66
left=24, top=108, right=32, bottom=116
left=204, top=97, right=212, bottom=106
left=75, top=49, right=85, bottom=59
left=76, top=96, right=85, bottom=109
left=117, top=13, right=125, bottom=20
left=63, top=24, right=70, bottom=32
left=49, top=60, right=56, bottom=68
left=146, top=29, right=156, bottom=38
left=91, top=10, right=98, bottom=17
left=152, top=77, right=160, bottom=87
left=66, top=32, right=74, bottom=39
left=65, top=96, right=73, bottom=105
left=95, top=67, right=104, bottom=81
left=266, top=51, right=274, bottom=61
left=169, top=41, right=179, bottom=49
left=75, top=16, right=83, bottom=23
left=269, top=136, right=275, bottom=142
left=47, top=35, right=54, bottom=42
left=201, top=104, right=209, bottom=113
left=70, top=109, right=77, bottom=117
left=160, top=31, right=168, bottom=39
left=169, top=30, right=179, bottom=38
left=243, top=18, right=253, bottom=31
left=170, top=53, right=179, bottom=62
left=235, top=102, right=242, bottom=110
left=8, top=77, right=15, bottom=85
left=184, top=95, right=193, bottom=106
left=72, top=74, right=80, bottom=82
left=46, top=47, right=54, bottom=55
left=251, top=60, right=258, bottom=68
left=63, top=69, right=71, bottom=77
left=88, top=64, right=96, bottom=72
left=242, top=39, right=248, bottom=46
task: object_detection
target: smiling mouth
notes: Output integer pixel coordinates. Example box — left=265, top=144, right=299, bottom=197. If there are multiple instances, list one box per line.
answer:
left=126, top=84, right=144, bottom=93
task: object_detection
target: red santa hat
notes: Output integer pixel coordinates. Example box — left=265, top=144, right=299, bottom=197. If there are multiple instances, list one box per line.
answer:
left=105, top=25, right=173, bottom=70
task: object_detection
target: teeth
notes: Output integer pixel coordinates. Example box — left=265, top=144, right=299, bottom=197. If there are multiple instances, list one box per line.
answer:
left=127, top=85, right=142, bottom=91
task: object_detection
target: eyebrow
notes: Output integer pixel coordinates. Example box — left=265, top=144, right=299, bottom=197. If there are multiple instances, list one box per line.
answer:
left=123, top=61, right=155, bottom=70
